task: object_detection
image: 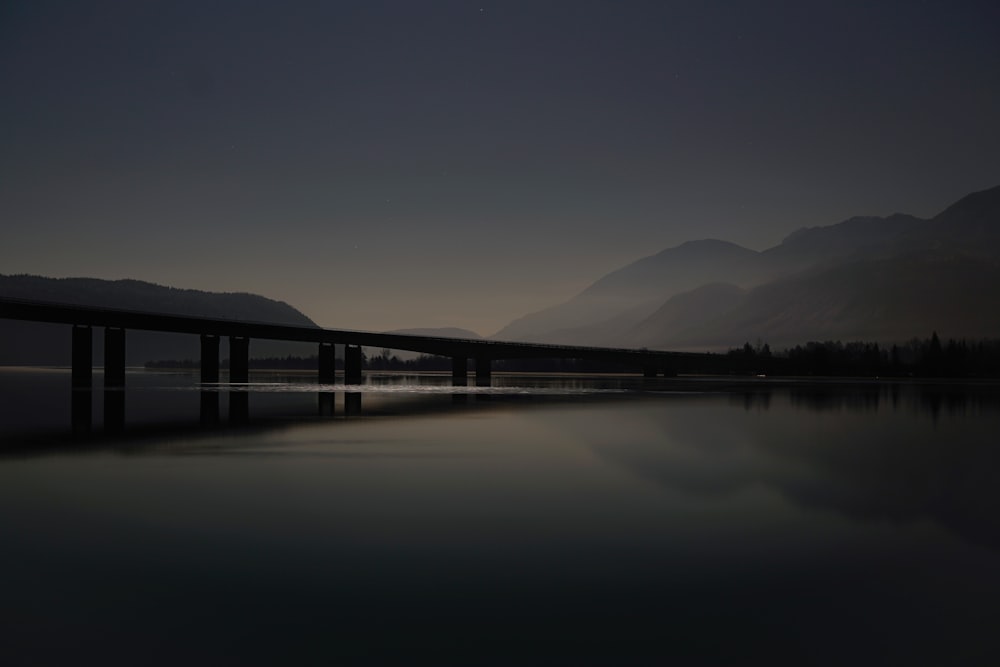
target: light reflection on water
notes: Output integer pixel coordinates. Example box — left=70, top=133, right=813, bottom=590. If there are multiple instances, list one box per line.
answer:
left=191, top=381, right=633, bottom=394
left=1, top=369, right=999, bottom=665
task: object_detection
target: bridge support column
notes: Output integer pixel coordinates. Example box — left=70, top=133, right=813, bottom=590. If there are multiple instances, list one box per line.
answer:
left=475, top=356, right=492, bottom=387
left=318, top=391, right=336, bottom=416
left=201, top=390, right=220, bottom=425
left=229, top=391, right=249, bottom=424
left=104, top=387, right=125, bottom=432
left=72, top=388, right=92, bottom=433
left=201, top=334, right=220, bottom=384
left=104, top=327, right=126, bottom=387
left=72, top=325, right=93, bottom=388
left=229, top=336, right=249, bottom=383
left=451, top=356, right=468, bottom=387
left=345, top=345, right=363, bottom=385
left=102, top=327, right=126, bottom=432
left=318, top=342, right=336, bottom=383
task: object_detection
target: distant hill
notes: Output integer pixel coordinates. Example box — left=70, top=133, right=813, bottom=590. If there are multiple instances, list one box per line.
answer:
left=0, top=275, right=318, bottom=364
left=761, top=213, right=925, bottom=273
left=622, top=283, right=749, bottom=350
left=494, top=184, right=1000, bottom=349
left=493, top=239, right=770, bottom=344
left=627, top=256, right=1000, bottom=351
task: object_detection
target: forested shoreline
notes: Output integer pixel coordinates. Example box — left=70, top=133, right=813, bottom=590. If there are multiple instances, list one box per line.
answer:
left=143, top=333, right=1000, bottom=378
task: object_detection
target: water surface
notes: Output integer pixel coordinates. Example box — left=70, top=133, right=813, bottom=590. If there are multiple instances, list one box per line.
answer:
left=1, top=370, right=998, bottom=665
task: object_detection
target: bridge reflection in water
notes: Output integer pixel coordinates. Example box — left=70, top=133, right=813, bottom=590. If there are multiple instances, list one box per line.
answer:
left=1, top=297, right=720, bottom=433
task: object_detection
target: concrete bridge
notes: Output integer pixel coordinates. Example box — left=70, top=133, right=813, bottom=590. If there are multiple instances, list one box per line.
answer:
left=0, top=297, right=704, bottom=388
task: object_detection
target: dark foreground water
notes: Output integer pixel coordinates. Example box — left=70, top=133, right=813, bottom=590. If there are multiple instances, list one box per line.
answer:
left=1, top=369, right=999, bottom=666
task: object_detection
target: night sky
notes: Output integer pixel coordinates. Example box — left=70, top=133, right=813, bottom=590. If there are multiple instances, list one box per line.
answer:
left=2, top=0, right=999, bottom=334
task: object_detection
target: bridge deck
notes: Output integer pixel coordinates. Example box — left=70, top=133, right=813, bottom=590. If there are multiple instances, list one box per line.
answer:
left=0, top=297, right=687, bottom=366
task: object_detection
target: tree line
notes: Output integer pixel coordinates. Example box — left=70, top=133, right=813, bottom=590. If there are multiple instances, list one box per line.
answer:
left=727, top=333, right=1000, bottom=378
left=145, top=334, right=1000, bottom=378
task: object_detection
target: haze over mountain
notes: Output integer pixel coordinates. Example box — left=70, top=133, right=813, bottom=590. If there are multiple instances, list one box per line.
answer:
left=493, top=184, right=1000, bottom=350
left=495, top=239, right=771, bottom=344
left=0, top=276, right=317, bottom=364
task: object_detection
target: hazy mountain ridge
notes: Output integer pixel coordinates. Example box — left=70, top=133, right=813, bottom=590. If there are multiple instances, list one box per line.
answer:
left=631, top=255, right=1000, bottom=350
left=762, top=213, right=925, bottom=273
left=495, top=184, right=1000, bottom=349
left=493, top=239, right=771, bottom=343
left=0, top=275, right=318, bottom=364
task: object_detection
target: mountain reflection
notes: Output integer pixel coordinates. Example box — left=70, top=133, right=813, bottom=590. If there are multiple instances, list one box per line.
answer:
left=586, top=385, right=1000, bottom=551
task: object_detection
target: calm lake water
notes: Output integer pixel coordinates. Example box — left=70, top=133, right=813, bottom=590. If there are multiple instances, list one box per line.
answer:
left=1, top=369, right=999, bottom=666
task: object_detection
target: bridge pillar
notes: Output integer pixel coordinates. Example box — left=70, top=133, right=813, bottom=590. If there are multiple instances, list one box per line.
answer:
left=102, top=327, right=126, bottom=432
left=345, top=392, right=362, bottom=416
left=475, top=356, right=492, bottom=387
left=104, top=387, right=125, bottom=432
left=229, top=391, right=249, bottom=424
left=451, top=356, right=468, bottom=386
left=72, top=387, right=92, bottom=433
left=345, top=344, right=363, bottom=385
left=318, top=391, right=336, bottom=416
left=201, top=389, right=220, bottom=425
left=201, top=334, right=220, bottom=384
left=104, top=327, right=126, bottom=387
left=229, top=336, right=249, bottom=383
left=318, top=342, right=336, bottom=383
left=72, top=325, right=93, bottom=388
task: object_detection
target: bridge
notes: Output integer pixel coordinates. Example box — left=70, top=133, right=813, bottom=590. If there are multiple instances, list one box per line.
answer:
left=0, top=297, right=701, bottom=389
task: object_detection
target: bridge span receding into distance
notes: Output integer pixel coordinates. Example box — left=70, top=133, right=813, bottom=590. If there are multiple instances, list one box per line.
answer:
left=0, top=297, right=711, bottom=388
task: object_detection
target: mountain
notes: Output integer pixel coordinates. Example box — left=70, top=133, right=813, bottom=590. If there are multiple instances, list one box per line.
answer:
left=917, top=182, right=1000, bottom=254
left=629, top=255, right=1000, bottom=350
left=496, top=184, right=1000, bottom=349
left=622, top=283, right=749, bottom=350
left=762, top=213, right=924, bottom=273
left=0, top=275, right=318, bottom=364
left=493, top=239, right=770, bottom=344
